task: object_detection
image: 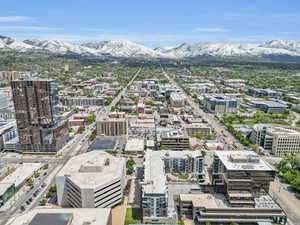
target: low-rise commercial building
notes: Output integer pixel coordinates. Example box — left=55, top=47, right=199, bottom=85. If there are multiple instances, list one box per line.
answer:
left=60, top=97, right=105, bottom=107
left=7, top=208, right=112, bottom=225
left=203, top=94, right=238, bottom=114
left=248, top=88, right=280, bottom=98
left=250, top=100, right=288, bottom=114
left=179, top=193, right=286, bottom=225
left=184, top=123, right=211, bottom=136
left=0, top=163, right=42, bottom=206
left=159, top=129, right=190, bottom=150
left=56, top=151, right=126, bottom=208
left=124, top=138, right=144, bottom=154
left=250, top=124, right=300, bottom=155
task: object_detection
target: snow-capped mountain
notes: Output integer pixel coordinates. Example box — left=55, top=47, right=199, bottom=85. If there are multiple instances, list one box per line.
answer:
left=1, top=35, right=300, bottom=60
left=82, top=40, right=162, bottom=58
left=154, top=42, right=300, bottom=58
left=23, top=39, right=99, bottom=55
left=260, top=40, right=300, bottom=54
left=0, top=36, right=38, bottom=51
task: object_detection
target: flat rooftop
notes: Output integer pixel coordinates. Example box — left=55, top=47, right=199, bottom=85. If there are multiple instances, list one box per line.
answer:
left=252, top=100, right=287, bottom=108
left=184, top=123, right=210, bottom=129
left=215, top=151, right=274, bottom=171
left=0, top=163, right=42, bottom=195
left=57, top=151, right=125, bottom=189
left=7, top=208, right=111, bottom=225
left=125, top=138, right=144, bottom=152
left=143, top=150, right=201, bottom=195
left=180, top=193, right=281, bottom=209
left=143, top=151, right=166, bottom=194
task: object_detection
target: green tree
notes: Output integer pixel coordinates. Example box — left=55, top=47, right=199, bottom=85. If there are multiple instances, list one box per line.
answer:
left=161, top=145, right=169, bottom=150
left=43, top=164, right=49, bottom=170
left=86, top=114, right=96, bottom=124
left=39, top=198, right=48, bottom=206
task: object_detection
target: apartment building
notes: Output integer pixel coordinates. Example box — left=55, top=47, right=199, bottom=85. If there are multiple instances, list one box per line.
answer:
left=169, top=92, right=186, bottom=107
left=56, top=151, right=126, bottom=208
left=203, top=94, right=238, bottom=114
left=141, top=150, right=205, bottom=223
left=11, top=79, right=69, bottom=154
left=142, top=151, right=168, bottom=223
left=60, top=96, right=104, bottom=107
left=162, top=150, right=204, bottom=179
left=97, top=113, right=128, bottom=136
left=250, top=124, right=300, bottom=155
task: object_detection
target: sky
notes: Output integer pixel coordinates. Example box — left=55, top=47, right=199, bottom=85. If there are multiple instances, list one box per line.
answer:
left=1, top=0, right=300, bottom=47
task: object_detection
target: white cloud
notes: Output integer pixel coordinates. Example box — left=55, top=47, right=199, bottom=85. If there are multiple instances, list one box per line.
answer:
left=192, top=27, right=228, bottom=32
left=0, top=26, right=64, bottom=31
left=0, top=16, right=30, bottom=22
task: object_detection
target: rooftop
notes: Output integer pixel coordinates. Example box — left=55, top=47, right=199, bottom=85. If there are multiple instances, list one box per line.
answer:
left=57, top=151, right=125, bottom=189
left=125, top=138, right=144, bottom=152
left=143, top=150, right=166, bottom=194
left=180, top=193, right=280, bottom=210
left=7, top=208, right=111, bottom=225
left=0, top=163, right=42, bottom=195
left=143, top=150, right=201, bottom=195
left=251, top=100, right=287, bottom=108
left=215, top=151, right=274, bottom=171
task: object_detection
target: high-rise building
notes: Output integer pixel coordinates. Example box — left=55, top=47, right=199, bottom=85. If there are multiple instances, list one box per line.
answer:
left=56, top=151, right=126, bottom=208
left=11, top=79, right=69, bottom=154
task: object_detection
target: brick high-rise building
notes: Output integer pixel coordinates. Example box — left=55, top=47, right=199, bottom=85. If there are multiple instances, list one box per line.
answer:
left=11, top=79, right=69, bottom=154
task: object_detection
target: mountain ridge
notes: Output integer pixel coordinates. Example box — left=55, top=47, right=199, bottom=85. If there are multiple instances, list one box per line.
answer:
left=1, top=35, right=300, bottom=60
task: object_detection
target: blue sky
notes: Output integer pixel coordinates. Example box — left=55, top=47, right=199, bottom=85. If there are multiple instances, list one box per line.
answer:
left=1, top=0, right=300, bottom=47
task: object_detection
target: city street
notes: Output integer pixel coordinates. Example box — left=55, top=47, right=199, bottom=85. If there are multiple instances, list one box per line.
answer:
left=160, top=65, right=244, bottom=150
left=0, top=67, right=142, bottom=225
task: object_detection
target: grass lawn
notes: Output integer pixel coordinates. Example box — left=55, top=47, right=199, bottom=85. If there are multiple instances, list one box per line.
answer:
left=178, top=174, right=189, bottom=180
left=125, top=208, right=142, bottom=225
left=242, top=120, right=257, bottom=126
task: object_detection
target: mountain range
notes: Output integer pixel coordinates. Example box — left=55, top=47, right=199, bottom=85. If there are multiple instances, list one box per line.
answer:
left=1, top=35, right=300, bottom=60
